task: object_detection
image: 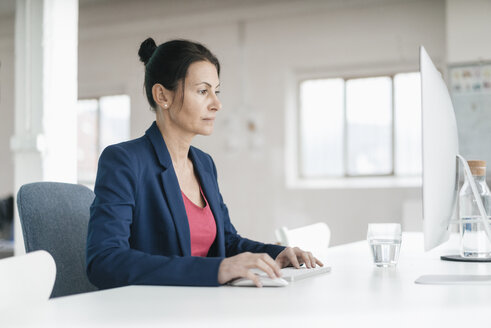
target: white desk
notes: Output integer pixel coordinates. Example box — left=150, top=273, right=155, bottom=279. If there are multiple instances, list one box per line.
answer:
left=3, top=233, right=491, bottom=327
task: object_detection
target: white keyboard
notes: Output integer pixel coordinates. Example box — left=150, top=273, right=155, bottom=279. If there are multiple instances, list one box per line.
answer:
left=415, top=274, right=491, bottom=285
left=233, top=265, right=330, bottom=286
left=275, top=265, right=331, bottom=282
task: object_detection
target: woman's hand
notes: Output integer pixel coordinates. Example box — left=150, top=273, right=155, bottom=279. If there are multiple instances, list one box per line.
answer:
left=218, top=252, right=282, bottom=287
left=275, top=247, right=324, bottom=269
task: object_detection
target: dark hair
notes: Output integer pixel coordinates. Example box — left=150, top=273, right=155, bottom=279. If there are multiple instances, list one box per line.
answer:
left=138, top=38, right=220, bottom=110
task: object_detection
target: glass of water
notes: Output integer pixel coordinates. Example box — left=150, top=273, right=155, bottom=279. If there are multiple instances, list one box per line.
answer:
left=367, top=223, right=402, bottom=267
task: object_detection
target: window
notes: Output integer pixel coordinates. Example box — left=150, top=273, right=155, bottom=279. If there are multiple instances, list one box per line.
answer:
left=77, top=95, right=131, bottom=186
left=298, top=72, right=421, bottom=181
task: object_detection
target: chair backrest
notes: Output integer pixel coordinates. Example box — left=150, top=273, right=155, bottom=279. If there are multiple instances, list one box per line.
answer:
left=0, top=250, right=56, bottom=309
left=17, top=182, right=98, bottom=298
left=275, top=222, right=331, bottom=255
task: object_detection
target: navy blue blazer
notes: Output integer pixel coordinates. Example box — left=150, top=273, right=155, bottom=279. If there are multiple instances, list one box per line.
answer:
left=86, top=121, right=285, bottom=288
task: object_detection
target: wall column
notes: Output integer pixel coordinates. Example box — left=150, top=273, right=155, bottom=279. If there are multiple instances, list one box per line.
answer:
left=11, top=0, right=78, bottom=255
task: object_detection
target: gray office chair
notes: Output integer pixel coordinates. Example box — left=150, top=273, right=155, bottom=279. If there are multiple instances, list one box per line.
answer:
left=17, top=182, right=98, bottom=298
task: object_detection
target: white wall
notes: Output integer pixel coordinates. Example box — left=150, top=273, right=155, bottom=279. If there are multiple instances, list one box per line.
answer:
left=446, top=0, right=491, bottom=176
left=1, top=0, right=448, bottom=245
left=237, top=0, right=444, bottom=244
left=446, top=0, right=491, bottom=63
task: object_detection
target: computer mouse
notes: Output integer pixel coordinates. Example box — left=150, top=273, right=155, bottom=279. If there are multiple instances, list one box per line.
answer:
left=230, top=276, right=289, bottom=287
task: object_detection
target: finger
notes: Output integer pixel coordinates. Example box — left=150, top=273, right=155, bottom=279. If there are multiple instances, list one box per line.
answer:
left=260, top=254, right=282, bottom=277
left=308, top=252, right=316, bottom=268
left=289, top=248, right=301, bottom=269
left=314, top=257, right=324, bottom=267
left=254, top=257, right=278, bottom=279
left=301, top=252, right=312, bottom=268
left=245, top=270, right=262, bottom=288
left=294, top=247, right=310, bottom=268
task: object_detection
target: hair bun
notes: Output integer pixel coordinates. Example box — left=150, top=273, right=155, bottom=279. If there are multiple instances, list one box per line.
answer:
left=138, top=37, right=157, bottom=65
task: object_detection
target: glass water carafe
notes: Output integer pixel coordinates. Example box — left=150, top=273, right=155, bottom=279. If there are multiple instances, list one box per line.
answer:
left=459, top=160, right=491, bottom=258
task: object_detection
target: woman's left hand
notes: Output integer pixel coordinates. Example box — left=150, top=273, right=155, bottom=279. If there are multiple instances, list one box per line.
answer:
left=275, top=247, right=324, bottom=269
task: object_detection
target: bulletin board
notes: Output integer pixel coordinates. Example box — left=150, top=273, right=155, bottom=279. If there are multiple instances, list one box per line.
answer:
left=449, top=62, right=491, bottom=168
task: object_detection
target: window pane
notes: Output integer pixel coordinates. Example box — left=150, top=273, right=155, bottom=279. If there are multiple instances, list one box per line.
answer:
left=99, top=95, right=131, bottom=152
left=77, top=99, right=99, bottom=183
left=346, top=77, right=392, bottom=176
left=394, top=72, right=422, bottom=176
left=299, top=79, right=344, bottom=177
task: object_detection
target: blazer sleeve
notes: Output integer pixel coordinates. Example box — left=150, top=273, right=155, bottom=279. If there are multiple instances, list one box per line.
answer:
left=208, top=155, right=286, bottom=258
left=86, top=145, right=223, bottom=289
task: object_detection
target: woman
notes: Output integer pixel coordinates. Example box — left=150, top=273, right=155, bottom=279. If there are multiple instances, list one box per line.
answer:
left=86, top=38, right=322, bottom=289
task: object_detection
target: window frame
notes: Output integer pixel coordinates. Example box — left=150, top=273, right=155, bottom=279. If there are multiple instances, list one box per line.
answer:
left=287, top=64, right=424, bottom=189
left=77, top=97, right=101, bottom=187
left=76, top=94, right=131, bottom=187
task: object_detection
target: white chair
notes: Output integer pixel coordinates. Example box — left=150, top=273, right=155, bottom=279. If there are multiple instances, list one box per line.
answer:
left=0, top=250, right=56, bottom=309
left=275, top=222, right=331, bottom=255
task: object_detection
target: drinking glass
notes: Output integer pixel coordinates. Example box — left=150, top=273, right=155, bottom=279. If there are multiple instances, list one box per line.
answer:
left=367, top=223, right=402, bottom=267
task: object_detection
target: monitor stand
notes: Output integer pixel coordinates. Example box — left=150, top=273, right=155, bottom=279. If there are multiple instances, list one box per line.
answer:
left=441, top=254, right=491, bottom=262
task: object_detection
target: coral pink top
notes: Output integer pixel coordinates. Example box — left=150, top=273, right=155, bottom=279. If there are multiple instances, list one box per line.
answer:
left=181, top=189, right=217, bottom=257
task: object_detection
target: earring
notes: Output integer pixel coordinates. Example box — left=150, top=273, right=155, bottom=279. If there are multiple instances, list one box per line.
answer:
left=164, top=104, right=168, bottom=108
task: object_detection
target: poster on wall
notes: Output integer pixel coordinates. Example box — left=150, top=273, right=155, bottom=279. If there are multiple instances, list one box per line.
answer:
left=449, top=63, right=491, bottom=173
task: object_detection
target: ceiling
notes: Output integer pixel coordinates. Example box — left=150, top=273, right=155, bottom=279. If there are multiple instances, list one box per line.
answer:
left=0, top=0, right=410, bottom=17
left=0, top=0, right=115, bottom=17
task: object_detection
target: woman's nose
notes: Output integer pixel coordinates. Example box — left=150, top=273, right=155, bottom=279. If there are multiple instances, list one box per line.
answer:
left=211, top=94, right=222, bottom=111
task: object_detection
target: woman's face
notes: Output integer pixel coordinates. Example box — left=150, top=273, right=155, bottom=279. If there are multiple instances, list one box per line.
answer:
left=167, top=60, right=222, bottom=136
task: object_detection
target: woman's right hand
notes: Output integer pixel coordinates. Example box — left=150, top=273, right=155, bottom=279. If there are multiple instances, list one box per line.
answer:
left=217, top=252, right=282, bottom=287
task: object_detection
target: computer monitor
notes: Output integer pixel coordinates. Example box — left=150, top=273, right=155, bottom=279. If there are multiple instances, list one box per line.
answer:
left=420, top=46, right=459, bottom=251
left=420, top=46, right=491, bottom=254
left=415, top=47, right=491, bottom=284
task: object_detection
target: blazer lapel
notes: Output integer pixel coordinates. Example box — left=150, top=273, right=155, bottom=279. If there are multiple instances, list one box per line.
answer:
left=160, top=170, right=191, bottom=256
left=145, top=122, right=191, bottom=256
left=189, top=148, right=225, bottom=257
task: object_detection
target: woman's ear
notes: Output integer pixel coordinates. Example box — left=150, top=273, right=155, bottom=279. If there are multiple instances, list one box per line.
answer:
left=152, top=84, right=172, bottom=109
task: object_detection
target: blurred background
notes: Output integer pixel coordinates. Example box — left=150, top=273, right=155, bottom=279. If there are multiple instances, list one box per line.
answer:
left=0, top=0, right=490, bottom=254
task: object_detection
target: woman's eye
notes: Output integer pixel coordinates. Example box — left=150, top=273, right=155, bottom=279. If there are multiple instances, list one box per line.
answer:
left=215, top=90, right=220, bottom=95
left=199, top=89, right=208, bottom=95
